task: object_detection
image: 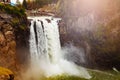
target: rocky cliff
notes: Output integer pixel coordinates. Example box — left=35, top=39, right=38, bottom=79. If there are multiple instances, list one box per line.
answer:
left=0, top=3, right=29, bottom=73
left=58, top=0, right=120, bottom=70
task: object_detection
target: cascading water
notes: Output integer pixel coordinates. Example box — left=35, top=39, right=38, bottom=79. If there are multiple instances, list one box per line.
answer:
left=28, top=16, right=91, bottom=79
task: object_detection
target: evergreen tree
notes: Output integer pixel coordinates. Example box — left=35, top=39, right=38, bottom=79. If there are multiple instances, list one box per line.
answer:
left=23, top=0, right=27, bottom=9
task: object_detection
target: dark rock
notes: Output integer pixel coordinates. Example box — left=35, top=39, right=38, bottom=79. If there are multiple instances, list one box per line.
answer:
left=45, top=19, right=51, bottom=23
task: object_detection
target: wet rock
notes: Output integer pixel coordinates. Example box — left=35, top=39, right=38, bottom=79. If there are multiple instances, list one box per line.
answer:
left=0, top=32, right=6, bottom=47
left=46, top=19, right=51, bottom=23
left=5, top=31, right=14, bottom=42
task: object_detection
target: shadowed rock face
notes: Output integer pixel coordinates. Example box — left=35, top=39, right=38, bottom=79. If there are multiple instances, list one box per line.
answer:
left=0, top=18, right=16, bottom=70
left=59, top=0, right=120, bottom=70
left=0, top=11, right=29, bottom=71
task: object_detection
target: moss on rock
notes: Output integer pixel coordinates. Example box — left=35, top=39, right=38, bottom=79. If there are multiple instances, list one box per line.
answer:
left=0, top=67, right=13, bottom=75
left=0, top=3, right=25, bottom=17
left=0, top=67, right=14, bottom=80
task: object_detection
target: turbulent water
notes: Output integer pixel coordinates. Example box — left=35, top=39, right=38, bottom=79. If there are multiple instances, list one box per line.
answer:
left=28, top=16, right=91, bottom=79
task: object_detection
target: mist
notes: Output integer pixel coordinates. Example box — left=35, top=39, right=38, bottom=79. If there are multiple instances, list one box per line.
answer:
left=62, top=43, right=86, bottom=65
left=60, top=0, right=120, bottom=32
left=59, top=0, right=120, bottom=69
left=21, top=48, right=91, bottom=80
left=21, top=43, right=91, bottom=80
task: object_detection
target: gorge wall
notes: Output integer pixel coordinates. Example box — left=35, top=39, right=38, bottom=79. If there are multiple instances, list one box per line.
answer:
left=0, top=4, right=29, bottom=71
left=58, top=0, right=120, bottom=70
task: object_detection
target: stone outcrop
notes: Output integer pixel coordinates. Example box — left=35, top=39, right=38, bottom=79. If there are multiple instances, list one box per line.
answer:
left=0, top=17, right=16, bottom=70
left=0, top=4, right=29, bottom=74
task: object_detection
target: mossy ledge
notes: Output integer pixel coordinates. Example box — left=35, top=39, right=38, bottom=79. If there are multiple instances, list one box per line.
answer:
left=0, top=67, right=14, bottom=80
left=0, top=3, right=29, bottom=80
left=0, top=3, right=25, bottom=17
left=0, top=3, right=28, bottom=30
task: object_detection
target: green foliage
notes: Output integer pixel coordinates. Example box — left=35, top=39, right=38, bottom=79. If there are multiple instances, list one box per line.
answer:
left=23, top=0, right=27, bottom=9
left=0, top=3, right=25, bottom=17
left=11, top=18, right=20, bottom=26
left=19, top=24, right=27, bottom=30
left=41, top=70, right=120, bottom=80
left=0, top=3, right=28, bottom=30
left=0, top=3, right=28, bottom=31
left=46, top=75, right=86, bottom=80
left=11, top=18, right=27, bottom=30
left=90, top=70, right=120, bottom=80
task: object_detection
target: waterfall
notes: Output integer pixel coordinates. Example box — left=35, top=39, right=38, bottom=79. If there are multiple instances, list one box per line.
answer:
left=29, top=20, right=38, bottom=62
left=29, top=17, right=61, bottom=63
left=28, top=16, right=91, bottom=79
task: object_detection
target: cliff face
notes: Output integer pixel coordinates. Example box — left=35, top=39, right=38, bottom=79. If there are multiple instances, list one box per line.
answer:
left=58, top=0, right=120, bottom=70
left=0, top=4, right=29, bottom=71
left=0, top=15, right=16, bottom=70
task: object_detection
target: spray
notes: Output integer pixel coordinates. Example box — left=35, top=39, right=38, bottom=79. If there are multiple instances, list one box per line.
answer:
left=24, top=16, right=91, bottom=80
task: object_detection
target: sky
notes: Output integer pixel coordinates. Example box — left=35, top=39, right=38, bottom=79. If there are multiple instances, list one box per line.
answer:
left=11, top=0, right=23, bottom=4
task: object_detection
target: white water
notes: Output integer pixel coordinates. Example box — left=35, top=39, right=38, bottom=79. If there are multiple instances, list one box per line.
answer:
left=28, top=16, right=91, bottom=79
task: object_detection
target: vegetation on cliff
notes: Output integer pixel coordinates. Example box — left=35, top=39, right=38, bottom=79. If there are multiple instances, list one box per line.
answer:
left=0, top=3, right=28, bottom=30
left=0, top=2, right=29, bottom=74
left=0, top=3, right=25, bottom=17
left=0, top=67, right=13, bottom=75
left=0, top=67, right=14, bottom=80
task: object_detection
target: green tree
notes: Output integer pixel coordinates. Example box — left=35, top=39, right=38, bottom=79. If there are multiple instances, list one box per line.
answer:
left=22, top=0, right=27, bottom=9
